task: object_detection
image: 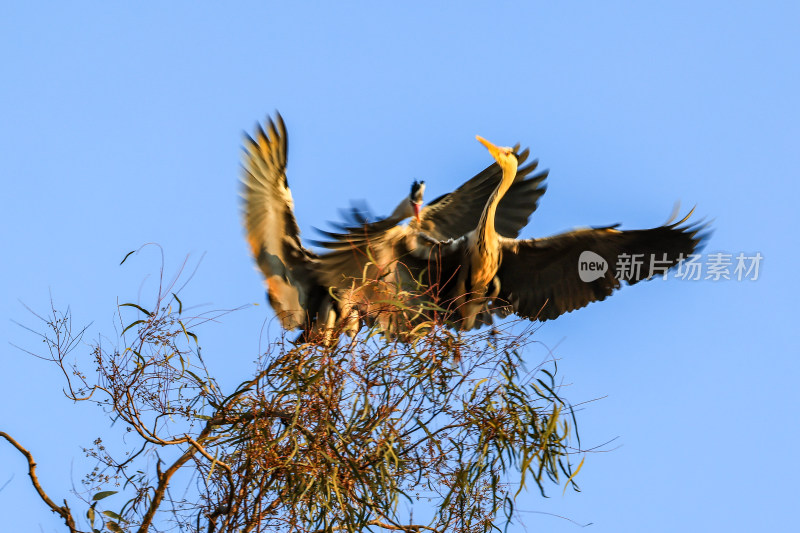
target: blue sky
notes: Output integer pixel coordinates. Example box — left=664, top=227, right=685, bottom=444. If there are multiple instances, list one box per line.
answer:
left=1, top=2, right=797, bottom=532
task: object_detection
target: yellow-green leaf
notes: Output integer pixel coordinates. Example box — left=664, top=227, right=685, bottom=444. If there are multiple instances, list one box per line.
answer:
left=92, top=490, right=117, bottom=501
left=562, top=455, right=585, bottom=495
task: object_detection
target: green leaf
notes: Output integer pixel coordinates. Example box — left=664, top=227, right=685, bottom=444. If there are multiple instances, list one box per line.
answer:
left=102, top=510, right=122, bottom=521
left=86, top=506, right=95, bottom=525
left=179, top=321, right=197, bottom=344
left=119, top=303, right=152, bottom=316
left=172, top=292, right=183, bottom=314
left=121, top=320, right=145, bottom=335
left=186, top=370, right=208, bottom=387
left=119, top=250, right=136, bottom=265
left=562, top=455, right=585, bottom=495
left=92, top=490, right=117, bottom=501
left=107, top=521, right=123, bottom=532
left=470, top=378, right=488, bottom=402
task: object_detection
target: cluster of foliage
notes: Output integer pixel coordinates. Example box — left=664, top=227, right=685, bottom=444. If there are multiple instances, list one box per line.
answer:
left=4, top=263, right=582, bottom=533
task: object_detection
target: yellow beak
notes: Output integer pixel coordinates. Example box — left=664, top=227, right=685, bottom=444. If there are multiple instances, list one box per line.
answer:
left=476, top=135, right=504, bottom=161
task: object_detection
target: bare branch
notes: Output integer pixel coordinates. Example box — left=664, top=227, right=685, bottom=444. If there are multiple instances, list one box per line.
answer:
left=185, top=435, right=232, bottom=475
left=0, top=432, right=82, bottom=533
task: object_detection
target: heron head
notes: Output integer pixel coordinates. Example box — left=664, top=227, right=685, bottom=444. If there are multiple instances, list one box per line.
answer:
left=476, top=135, right=518, bottom=171
left=410, top=180, right=425, bottom=222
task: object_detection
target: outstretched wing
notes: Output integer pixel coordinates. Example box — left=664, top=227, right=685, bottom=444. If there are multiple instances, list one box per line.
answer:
left=416, top=147, right=548, bottom=240
left=494, top=213, right=708, bottom=320
left=242, top=113, right=317, bottom=329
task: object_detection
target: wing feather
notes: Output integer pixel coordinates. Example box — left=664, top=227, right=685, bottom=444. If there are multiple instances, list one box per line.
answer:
left=241, top=113, right=317, bottom=329
left=494, top=213, right=709, bottom=320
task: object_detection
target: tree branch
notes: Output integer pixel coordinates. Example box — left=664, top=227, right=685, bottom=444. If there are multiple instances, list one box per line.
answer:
left=137, top=422, right=216, bottom=533
left=0, top=431, right=81, bottom=533
left=185, top=434, right=232, bottom=474
left=137, top=446, right=196, bottom=533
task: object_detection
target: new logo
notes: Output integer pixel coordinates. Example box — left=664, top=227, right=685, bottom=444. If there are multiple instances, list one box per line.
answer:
left=578, top=251, right=608, bottom=282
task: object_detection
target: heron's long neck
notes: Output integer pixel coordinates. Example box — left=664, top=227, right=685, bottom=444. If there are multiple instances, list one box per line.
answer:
left=477, top=161, right=517, bottom=247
